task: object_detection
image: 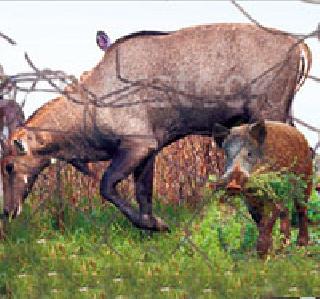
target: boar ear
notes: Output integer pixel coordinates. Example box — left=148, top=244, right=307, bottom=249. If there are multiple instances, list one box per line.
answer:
left=249, top=120, right=266, bottom=145
left=212, top=123, right=230, bottom=147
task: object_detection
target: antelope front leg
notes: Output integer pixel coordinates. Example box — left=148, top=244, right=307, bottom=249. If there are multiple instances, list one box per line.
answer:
left=100, top=145, right=169, bottom=231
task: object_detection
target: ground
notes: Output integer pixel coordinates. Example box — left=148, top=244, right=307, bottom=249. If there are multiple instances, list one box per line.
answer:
left=0, top=188, right=319, bottom=298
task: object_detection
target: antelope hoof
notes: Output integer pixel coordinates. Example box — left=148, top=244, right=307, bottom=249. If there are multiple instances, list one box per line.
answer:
left=153, top=216, right=170, bottom=232
left=141, top=214, right=170, bottom=232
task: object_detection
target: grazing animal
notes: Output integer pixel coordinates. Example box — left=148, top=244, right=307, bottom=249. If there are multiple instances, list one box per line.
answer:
left=215, top=121, right=312, bottom=256
left=1, top=23, right=311, bottom=231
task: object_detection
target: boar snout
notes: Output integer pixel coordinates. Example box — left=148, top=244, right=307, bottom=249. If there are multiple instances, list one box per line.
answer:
left=227, top=179, right=242, bottom=191
left=225, top=163, right=249, bottom=192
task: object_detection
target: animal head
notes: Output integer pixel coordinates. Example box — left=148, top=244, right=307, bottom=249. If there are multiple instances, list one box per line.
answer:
left=1, top=127, right=49, bottom=218
left=213, top=121, right=266, bottom=191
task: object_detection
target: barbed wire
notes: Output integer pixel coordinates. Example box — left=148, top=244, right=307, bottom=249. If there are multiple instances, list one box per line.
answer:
left=231, top=0, right=320, bottom=39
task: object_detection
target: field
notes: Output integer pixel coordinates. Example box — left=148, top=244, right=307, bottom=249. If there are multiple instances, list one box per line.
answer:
left=0, top=187, right=320, bottom=298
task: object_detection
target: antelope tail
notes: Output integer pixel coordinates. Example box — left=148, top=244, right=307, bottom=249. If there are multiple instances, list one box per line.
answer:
left=295, top=42, right=312, bottom=93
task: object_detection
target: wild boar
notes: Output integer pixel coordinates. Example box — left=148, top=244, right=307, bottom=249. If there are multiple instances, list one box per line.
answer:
left=214, top=121, right=312, bottom=256
left=0, top=23, right=311, bottom=232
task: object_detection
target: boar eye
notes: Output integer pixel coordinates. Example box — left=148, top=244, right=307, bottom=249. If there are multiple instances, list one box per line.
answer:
left=247, top=151, right=252, bottom=158
left=5, top=163, right=14, bottom=174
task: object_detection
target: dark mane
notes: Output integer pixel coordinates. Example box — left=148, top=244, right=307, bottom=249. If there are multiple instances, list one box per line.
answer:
left=113, top=30, right=172, bottom=46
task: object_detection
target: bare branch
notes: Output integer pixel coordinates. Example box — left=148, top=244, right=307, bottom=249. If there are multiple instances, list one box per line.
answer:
left=231, top=0, right=320, bottom=39
left=0, top=31, right=17, bottom=45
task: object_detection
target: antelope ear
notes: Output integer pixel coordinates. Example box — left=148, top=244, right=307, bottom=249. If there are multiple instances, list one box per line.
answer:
left=13, top=139, right=27, bottom=155
left=249, top=120, right=266, bottom=145
left=212, top=123, right=230, bottom=147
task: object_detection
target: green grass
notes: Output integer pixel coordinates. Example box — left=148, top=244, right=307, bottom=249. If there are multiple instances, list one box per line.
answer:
left=0, top=190, right=320, bottom=298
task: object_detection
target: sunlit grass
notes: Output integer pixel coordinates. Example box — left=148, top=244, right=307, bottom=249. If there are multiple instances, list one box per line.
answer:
left=0, top=190, right=319, bottom=298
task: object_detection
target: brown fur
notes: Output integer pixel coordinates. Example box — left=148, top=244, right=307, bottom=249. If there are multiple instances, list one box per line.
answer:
left=232, top=122, right=312, bottom=177
left=225, top=121, right=312, bottom=256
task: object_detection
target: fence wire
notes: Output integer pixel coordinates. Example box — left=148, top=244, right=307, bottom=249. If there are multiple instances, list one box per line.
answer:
left=0, top=0, right=320, bottom=277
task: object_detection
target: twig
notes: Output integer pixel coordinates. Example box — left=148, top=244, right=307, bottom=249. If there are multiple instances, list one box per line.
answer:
left=231, top=0, right=320, bottom=39
left=0, top=31, right=16, bottom=45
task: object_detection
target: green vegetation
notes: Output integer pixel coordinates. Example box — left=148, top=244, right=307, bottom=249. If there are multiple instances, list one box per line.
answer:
left=244, top=171, right=307, bottom=217
left=0, top=185, right=319, bottom=298
left=308, top=190, right=320, bottom=225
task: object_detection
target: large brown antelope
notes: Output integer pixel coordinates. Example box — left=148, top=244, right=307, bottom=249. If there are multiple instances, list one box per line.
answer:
left=1, top=23, right=311, bottom=231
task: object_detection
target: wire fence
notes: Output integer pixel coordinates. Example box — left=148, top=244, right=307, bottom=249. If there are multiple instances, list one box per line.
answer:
left=0, top=0, right=320, bottom=276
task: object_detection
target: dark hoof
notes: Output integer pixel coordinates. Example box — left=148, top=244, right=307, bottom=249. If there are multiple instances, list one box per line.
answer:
left=153, top=216, right=170, bottom=232
left=256, top=238, right=272, bottom=258
left=140, top=214, right=170, bottom=232
left=257, top=252, right=268, bottom=259
left=297, top=236, right=309, bottom=246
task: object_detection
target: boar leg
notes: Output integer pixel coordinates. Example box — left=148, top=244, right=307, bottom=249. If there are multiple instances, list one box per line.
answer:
left=279, top=208, right=291, bottom=245
left=247, top=205, right=262, bottom=225
left=296, top=181, right=311, bottom=246
left=256, top=205, right=280, bottom=257
left=296, top=202, right=309, bottom=246
left=100, top=146, right=169, bottom=231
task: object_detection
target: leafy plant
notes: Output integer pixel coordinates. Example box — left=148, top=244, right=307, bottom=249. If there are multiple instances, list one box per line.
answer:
left=244, top=171, right=307, bottom=216
left=307, top=189, right=320, bottom=224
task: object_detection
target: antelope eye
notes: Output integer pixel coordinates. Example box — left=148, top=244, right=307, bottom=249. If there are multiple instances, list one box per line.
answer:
left=5, top=163, right=14, bottom=174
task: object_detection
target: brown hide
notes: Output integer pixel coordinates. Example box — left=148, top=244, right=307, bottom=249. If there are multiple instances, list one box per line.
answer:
left=223, top=121, right=312, bottom=256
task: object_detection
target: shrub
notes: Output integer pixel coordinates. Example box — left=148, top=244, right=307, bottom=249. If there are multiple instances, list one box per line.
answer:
left=244, top=171, right=307, bottom=217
